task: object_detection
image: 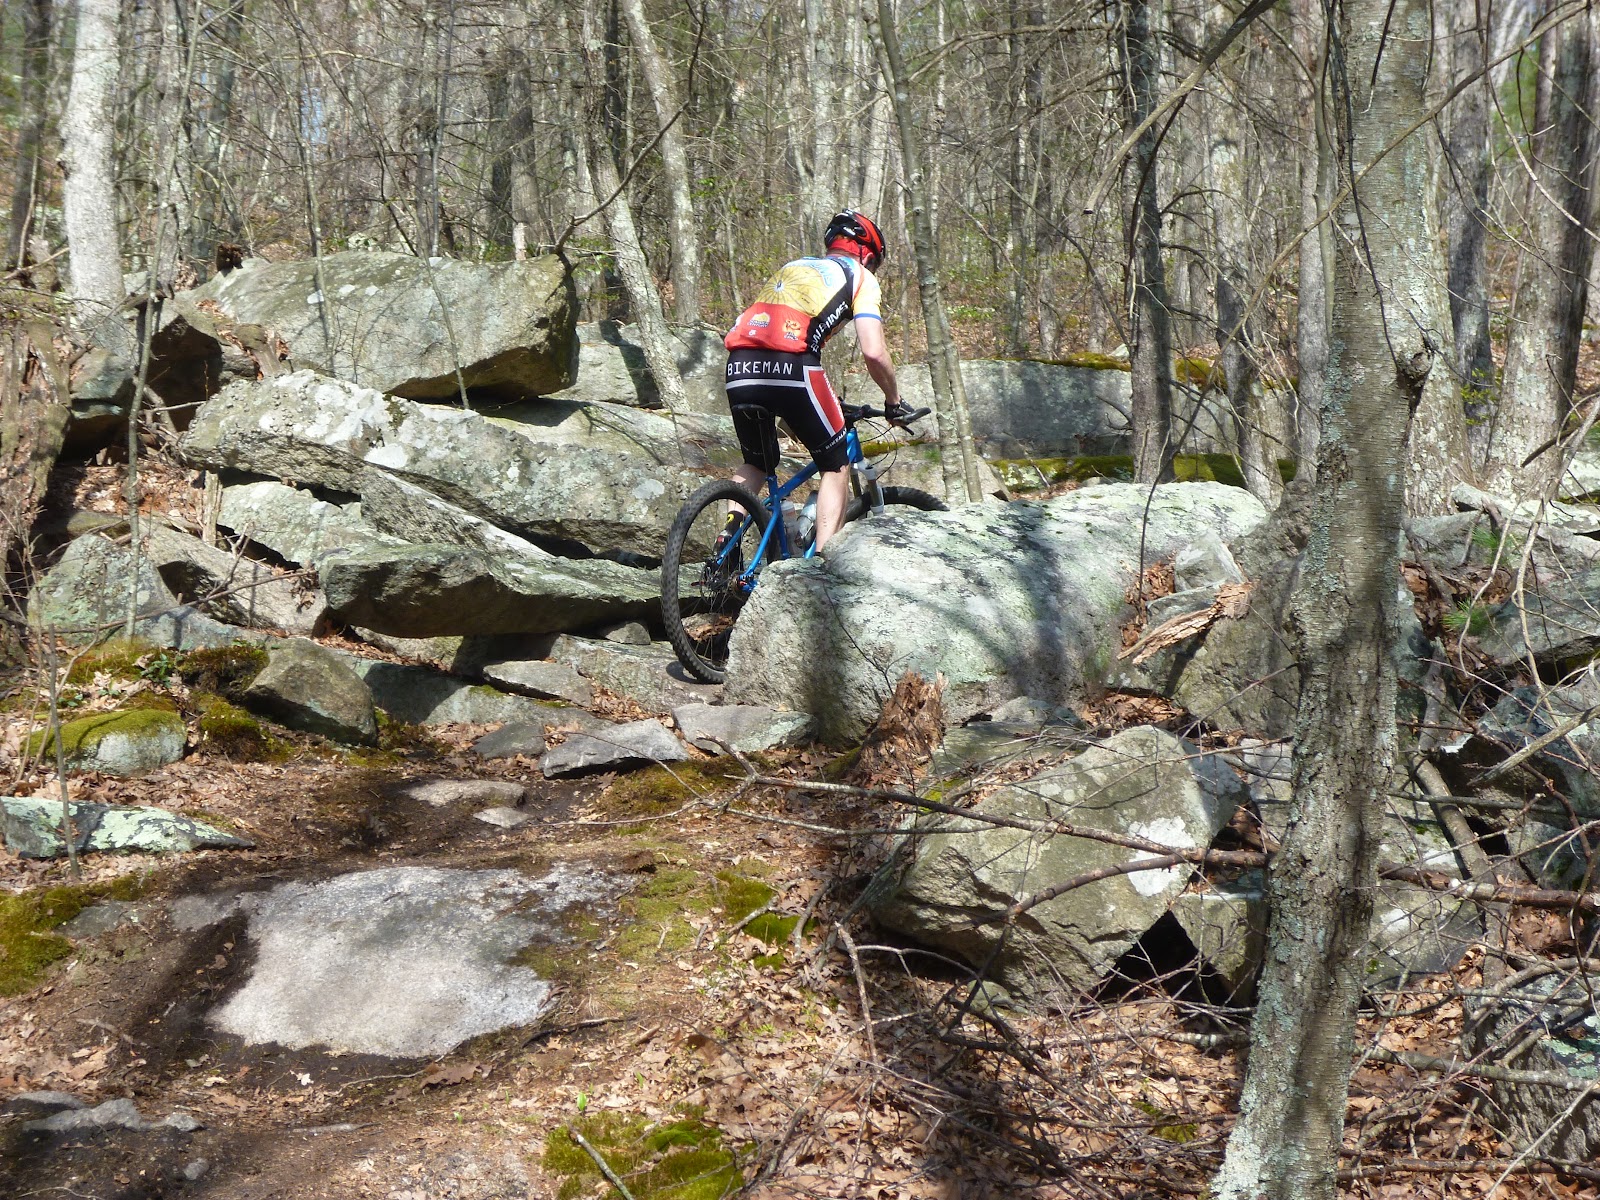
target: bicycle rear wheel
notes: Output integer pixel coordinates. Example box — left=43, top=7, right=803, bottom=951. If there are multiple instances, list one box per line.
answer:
left=844, top=485, right=949, bottom=524
left=661, top=480, right=773, bottom=684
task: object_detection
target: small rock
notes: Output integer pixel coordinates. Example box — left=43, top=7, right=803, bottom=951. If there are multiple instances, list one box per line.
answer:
left=541, top=718, right=689, bottom=777
left=182, top=1159, right=210, bottom=1182
left=243, top=638, right=379, bottom=745
left=472, top=722, right=546, bottom=760
left=670, top=702, right=813, bottom=754
left=474, top=807, right=531, bottom=829
left=390, top=779, right=526, bottom=808
left=597, top=620, right=652, bottom=645
left=59, top=900, right=142, bottom=938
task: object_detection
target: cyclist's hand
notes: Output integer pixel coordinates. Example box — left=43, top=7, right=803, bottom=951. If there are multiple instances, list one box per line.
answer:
left=884, top=400, right=917, bottom=429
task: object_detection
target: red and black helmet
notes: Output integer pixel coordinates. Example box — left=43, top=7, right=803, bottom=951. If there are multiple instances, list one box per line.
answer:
left=824, top=209, right=886, bottom=273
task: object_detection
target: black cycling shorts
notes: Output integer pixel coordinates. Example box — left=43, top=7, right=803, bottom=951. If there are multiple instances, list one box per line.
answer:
left=725, top=349, right=849, bottom=474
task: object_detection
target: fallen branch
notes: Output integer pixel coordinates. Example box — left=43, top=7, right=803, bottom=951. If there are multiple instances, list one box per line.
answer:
left=564, top=1125, right=638, bottom=1200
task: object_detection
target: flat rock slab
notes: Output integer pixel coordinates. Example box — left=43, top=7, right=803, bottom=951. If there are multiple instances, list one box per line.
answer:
left=194, top=864, right=617, bottom=1057
left=475, top=807, right=531, bottom=829
left=389, top=779, right=527, bottom=808
left=481, top=659, right=594, bottom=706
left=348, top=659, right=559, bottom=727
left=22, top=1098, right=202, bottom=1135
left=670, top=703, right=813, bottom=754
left=541, top=719, right=689, bottom=778
left=0, top=798, right=253, bottom=859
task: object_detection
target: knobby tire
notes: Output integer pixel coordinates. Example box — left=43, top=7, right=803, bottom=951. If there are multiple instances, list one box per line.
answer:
left=661, top=480, right=771, bottom=685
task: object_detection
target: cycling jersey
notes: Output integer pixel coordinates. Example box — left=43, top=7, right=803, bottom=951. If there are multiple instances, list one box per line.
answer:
left=724, top=256, right=882, bottom=357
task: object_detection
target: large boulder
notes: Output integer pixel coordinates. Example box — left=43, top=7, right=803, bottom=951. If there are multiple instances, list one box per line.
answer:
left=179, top=371, right=739, bottom=557
left=547, top=321, right=729, bottom=415
left=869, top=725, right=1246, bottom=994
left=28, top=535, right=242, bottom=650
left=318, top=542, right=657, bottom=638
left=243, top=638, right=378, bottom=744
left=175, top=251, right=579, bottom=401
left=725, top=482, right=1267, bottom=740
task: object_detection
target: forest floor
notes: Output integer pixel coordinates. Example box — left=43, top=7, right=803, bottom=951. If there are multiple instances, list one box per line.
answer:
left=3, top=667, right=1598, bottom=1200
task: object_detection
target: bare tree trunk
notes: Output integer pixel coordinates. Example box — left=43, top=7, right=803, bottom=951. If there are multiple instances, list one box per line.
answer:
left=868, top=0, right=982, bottom=504
left=7, top=0, right=55, bottom=273
left=1488, top=3, right=1600, bottom=496
left=803, top=0, right=841, bottom=233
left=570, top=2, right=688, bottom=411
left=1445, top=1, right=1497, bottom=417
left=1212, top=0, right=1430, bottom=1194
left=1119, top=0, right=1174, bottom=485
left=1292, top=0, right=1331, bottom=484
left=61, top=0, right=126, bottom=333
left=618, top=0, right=701, bottom=324
left=1199, top=1, right=1280, bottom=507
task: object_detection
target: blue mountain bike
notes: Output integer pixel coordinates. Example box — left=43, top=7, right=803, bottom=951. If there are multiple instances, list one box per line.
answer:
left=661, top=403, right=946, bottom=684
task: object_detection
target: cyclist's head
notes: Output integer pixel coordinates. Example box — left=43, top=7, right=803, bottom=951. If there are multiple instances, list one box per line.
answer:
left=824, top=209, right=886, bottom=273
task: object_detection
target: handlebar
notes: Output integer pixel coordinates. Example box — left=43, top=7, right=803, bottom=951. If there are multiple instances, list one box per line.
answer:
left=842, top=404, right=933, bottom=427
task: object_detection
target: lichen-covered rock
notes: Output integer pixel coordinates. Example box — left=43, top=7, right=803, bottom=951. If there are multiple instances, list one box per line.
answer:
left=179, top=371, right=740, bottom=557
left=870, top=726, right=1246, bottom=995
left=0, top=797, right=251, bottom=858
left=726, top=483, right=1267, bottom=741
left=480, top=659, right=594, bottom=707
left=546, top=320, right=729, bottom=414
left=243, top=638, right=378, bottom=744
left=28, top=536, right=243, bottom=650
left=176, top=251, right=579, bottom=401
left=26, top=708, right=186, bottom=776
left=319, top=542, right=657, bottom=638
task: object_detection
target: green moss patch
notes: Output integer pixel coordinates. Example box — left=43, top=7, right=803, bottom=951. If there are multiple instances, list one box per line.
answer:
left=995, top=452, right=1298, bottom=495
left=177, top=643, right=268, bottom=698
left=1043, top=351, right=1133, bottom=372
left=63, top=638, right=160, bottom=685
left=375, top=710, right=449, bottom=757
left=543, top=1113, right=744, bottom=1200
left=598, top=763, right=738, bottom=817
left=195, top=694, right=290, bottom=761
left=0, top=876, right=148, bottom=996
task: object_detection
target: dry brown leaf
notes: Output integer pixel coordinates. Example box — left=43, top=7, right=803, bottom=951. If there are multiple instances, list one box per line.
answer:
left=849, top=671, right=945, bottom=787
left=420, top=1061, right=481, bottom=1088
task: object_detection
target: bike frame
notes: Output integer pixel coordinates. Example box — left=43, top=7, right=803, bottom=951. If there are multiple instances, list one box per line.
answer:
left=719, top=423, right=881, bottom=588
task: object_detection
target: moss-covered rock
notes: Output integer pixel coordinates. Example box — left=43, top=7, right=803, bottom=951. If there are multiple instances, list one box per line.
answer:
left=26, top=707, right=186, bottom=776
left=0, top=876, right=147, bottom=995
left=63, top=637, right=160, bottom=685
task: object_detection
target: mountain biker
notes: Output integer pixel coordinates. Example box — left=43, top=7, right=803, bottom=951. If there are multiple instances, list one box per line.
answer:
left=720, top=209, right=917, bottom=552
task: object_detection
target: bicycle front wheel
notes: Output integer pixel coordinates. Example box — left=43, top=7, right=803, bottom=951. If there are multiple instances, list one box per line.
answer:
left=661, top=480, right=773, bottom=684
left=843, top=485, right=949, bottom=524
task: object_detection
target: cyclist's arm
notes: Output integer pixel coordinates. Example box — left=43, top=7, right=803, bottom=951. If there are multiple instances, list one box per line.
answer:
left=855, top=315, right=899, bottom=406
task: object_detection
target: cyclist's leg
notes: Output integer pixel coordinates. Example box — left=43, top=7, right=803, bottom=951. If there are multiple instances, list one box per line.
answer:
left=813, top=464, right=850, bottom=549
left=794, top=365, right=851, bottom=550
left=727, top=402, right=780, bottom=526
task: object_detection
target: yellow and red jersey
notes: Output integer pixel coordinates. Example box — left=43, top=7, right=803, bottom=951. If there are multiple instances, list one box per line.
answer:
left=725, top=255, right=883, bottom=358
